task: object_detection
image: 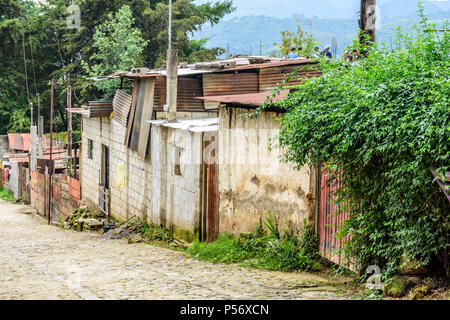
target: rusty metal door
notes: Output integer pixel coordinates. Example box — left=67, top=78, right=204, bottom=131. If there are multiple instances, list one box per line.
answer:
left=202, top=139, right=219, bottom=242
left=318, top=165, right=350, bottom=266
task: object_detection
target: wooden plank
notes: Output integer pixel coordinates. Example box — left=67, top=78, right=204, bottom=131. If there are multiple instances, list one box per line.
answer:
left=124, top=80, right=140, bottom=146
left=137, top=79, right=155, bottom=159
left=130, top=80, right=150, bottom=151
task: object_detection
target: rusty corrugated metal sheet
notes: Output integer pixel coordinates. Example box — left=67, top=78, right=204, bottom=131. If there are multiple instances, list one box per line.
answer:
left=154, top=77, right=166, bottom=111
left=202, top=72, right=259, bottom=97
left=112, top=89, right=133, bottom=126
left=87, top=101, right=113, bottom=118
left=219, top=59, right=316, bottom=72
left=154, top=76, right=205, bottom=111
left=197, top=90, right=290, bottom=107
left=22, top=134, right=30, bottom=151
left=319, top=166, right=354, bottom=270
left=259, top=65, right=322, bottom=92
left=178, top=76, right=205, bottom=111
left=8, top=133, right=24, bottom=151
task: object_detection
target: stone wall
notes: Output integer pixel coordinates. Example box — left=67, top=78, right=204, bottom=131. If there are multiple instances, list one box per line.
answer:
left=218, top=106, right=317, bottom=236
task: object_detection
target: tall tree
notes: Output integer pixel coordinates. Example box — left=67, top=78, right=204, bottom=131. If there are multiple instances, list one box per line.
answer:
left=0, top=0, right=234, bottom=134
left=82, top=5, right=148, bottom=99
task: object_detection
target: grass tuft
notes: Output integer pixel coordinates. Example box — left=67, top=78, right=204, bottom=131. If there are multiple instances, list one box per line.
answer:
left=0, top=186, right=15, bottom=202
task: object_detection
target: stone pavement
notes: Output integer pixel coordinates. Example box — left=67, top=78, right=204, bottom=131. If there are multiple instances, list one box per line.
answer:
left=0, top=200, right=358, bottom=300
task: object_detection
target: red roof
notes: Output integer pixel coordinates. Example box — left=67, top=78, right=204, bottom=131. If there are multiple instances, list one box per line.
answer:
left=197, top=90, right=290, bottom=107
left=7, top=133, right=30, bottom=151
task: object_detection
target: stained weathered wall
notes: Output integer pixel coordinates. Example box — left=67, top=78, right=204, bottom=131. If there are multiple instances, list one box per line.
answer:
left=81, top=117, right=152, bottom=221
left=218, top=106, right=317, bottom=236
left=81, top=116, right=202, bottom=239
left=51, top=174, right=81, bottom=221
left=151, top=125, right=203, bottom=239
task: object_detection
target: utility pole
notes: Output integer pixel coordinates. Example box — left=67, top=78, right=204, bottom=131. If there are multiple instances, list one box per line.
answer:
left=260, top=40, right=263, bottom=56
left=359, top=0, right=377, bottom=44
left=166, top=0, right=178, bottom=122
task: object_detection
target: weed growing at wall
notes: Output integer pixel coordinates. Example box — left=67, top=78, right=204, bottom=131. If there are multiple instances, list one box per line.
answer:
left=0, top=187, right=15, bottom=203
left=187, top=219, right=322, bottom=272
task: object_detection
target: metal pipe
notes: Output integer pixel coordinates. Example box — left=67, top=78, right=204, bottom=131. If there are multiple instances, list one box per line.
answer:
left=48, top=79, right=54, bottom=225
left=168, top=0, right=172, bottom=50
left=37, top=93, right=40, bottom=119
left=67, top=76, right=72, bottom=159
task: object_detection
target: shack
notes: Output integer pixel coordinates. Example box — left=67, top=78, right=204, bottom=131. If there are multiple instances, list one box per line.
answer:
left=75, top=56, right=320, bottom=241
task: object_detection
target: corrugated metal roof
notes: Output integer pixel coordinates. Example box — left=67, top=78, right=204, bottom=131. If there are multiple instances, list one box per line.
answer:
left=7, top=133, right=30, bottom=151
left=112, top=89, right=133, bottom=126
left=215, top=59, right=316, bottom=72
left=202, top=72, right=259, bottom=97
left=148, top=117, right=218, bottom=132
left=94, top=58, right=317, bottom=80
left=197, top=90, right=290, bottom=107
left=154, top=76, right=205, bottom=112
left=22, top=134, right=30, bottom=151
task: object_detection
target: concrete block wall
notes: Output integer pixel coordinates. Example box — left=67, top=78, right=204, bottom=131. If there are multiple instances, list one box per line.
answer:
left=151, top=125, right=202, bottom=237
left=81, top=117, right=152, bottom=221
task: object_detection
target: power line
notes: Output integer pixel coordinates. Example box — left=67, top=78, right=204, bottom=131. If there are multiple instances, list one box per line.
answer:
left=21, top=31, right=30, bottom=102
left=29, top=40, right=38, bottom=96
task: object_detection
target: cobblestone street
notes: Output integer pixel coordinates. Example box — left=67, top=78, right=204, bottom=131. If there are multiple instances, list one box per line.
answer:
left=0, top=200, right=358, bottom=300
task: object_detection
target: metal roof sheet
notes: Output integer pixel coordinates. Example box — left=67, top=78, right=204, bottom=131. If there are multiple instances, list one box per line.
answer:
left=7, top=133, right=31, bottom=151
left=197, top=90, right=290, bottom=107
left=148, top=117, right=218, bottom=132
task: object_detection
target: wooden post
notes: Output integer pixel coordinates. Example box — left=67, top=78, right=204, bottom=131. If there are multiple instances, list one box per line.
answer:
left=67, top=75, right=72, bottom=159
left=166, top=49, right=178, bottom=122
left=359, top=0, right=377, bottom=44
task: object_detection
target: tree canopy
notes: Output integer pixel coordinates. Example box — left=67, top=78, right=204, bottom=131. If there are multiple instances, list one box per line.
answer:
left=0, top=0, right=234, bottom=134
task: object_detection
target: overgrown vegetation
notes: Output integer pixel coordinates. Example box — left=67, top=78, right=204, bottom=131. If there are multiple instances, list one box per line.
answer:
left=262, top=4, right=449, bottom=277
left=187, top=216, right=322, bottom=272
left=0, top=186, right=15, bottom=202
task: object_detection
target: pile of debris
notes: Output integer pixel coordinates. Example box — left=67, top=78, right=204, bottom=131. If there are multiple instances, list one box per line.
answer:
left=102, top=216, right=144, bottom=243
left=63, top=206, right=106, bottom=232
left=102, top=216, right=188, bottom=248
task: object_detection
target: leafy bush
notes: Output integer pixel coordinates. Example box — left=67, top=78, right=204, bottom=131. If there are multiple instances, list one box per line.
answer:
left=268, top=4, right=449, bottom=277
left=0, top=186, right=15, bottom=203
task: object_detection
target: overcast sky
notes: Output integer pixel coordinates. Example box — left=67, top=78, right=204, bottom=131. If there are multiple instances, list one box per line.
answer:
left=194, top=0, right=449, bottom=19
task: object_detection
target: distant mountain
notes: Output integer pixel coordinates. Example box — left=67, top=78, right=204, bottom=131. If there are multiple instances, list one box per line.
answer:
left=192, top=1, right=449, bottom=57
left=195, top=0, right=450, bottom=19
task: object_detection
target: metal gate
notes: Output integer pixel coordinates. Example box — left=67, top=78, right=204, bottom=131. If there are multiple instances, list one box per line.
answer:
left=99, top=144, right=110, bottom=217
left=99, top=185, right=110, bottom=217
left=318, top=166, right=350, bottom=266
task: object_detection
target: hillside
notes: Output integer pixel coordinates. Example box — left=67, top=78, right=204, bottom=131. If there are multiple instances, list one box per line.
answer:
left=192, top=1, right=450, bottom=57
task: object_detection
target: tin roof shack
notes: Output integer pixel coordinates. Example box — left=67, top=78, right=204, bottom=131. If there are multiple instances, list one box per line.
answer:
left=3, top=134, right=31, bottom=200
left=203, top=93, right=318, bottom=237
left=77, top=56, right=320, bottom=239
left=149, top=118, right=219, bottom=241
